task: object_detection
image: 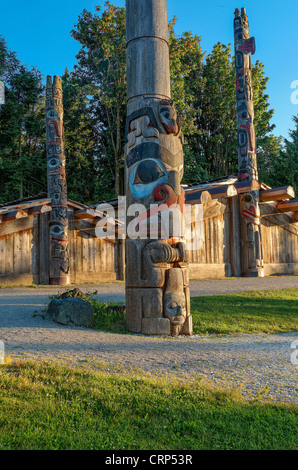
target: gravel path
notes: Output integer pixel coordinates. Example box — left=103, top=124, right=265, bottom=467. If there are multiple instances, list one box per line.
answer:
left=0, top=277, right=297, bottom=404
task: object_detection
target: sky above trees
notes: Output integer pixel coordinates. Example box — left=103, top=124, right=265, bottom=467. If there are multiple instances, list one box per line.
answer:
left=0, top=0, right=297, bottom=140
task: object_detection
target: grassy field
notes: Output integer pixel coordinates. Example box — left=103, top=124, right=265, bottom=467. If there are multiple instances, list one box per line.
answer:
left=0, top=360, right=297, bottom=450
left=191, top=288, right=298, bottom=335
left=92, top=288, right=298, bottom=335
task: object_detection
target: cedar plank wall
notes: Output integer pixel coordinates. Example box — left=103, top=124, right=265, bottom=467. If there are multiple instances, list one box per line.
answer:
left=0, top=215, right=39, bottom=285
left=187, top=198, right=235, bottom=279
left=0, top=199, right=297, bottom=285
left=68, top=211, right=116, bottom=283
left=260, top=204, right=298, bottom=276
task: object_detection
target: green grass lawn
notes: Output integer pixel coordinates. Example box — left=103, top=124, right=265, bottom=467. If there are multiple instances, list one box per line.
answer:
left=92, top=288, right=298, bottom=336
left=0, top=360, right=297, bottom=450
left=191, top=288, right=298, bottom=335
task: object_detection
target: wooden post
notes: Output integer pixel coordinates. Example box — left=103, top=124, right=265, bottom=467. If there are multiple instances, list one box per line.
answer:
left=234, top=8, right=264, bottom=277
left=46, top=75, right=70, bottom=285
left=125, top=0, right=192, bottom=336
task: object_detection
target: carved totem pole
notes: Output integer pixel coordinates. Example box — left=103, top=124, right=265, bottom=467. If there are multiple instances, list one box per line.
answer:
left=234, top=8, right=264, bottom=277
left=125, top=0, right=192, bottom=336
left=46, top=75, right=70, bottom=285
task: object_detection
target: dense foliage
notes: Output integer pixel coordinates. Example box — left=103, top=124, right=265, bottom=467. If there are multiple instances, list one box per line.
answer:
left=0, top=2, right=297, bottom=204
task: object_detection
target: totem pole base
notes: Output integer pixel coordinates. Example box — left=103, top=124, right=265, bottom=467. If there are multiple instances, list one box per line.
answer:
left=242, top=268, right=264, bottom=278
left=49, top=276, right=70, bottom=286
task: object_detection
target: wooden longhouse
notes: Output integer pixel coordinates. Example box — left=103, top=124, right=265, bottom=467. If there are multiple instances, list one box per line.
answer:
left=0, top=179, right=297, bottom=286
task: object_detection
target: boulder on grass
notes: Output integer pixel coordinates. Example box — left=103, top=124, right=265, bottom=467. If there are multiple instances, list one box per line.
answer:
left=45, top=297, right=94, bottom=328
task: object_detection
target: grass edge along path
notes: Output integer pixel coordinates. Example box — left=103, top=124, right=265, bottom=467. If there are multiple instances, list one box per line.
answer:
left=90, top=288, right=298, bottom=335
left=0, top=360, right=297, bottom=451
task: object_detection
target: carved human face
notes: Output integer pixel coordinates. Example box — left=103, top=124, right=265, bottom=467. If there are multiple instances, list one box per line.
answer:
left=164, top=292, right=186, bottom=325
left=240, top=193, right=260, bottom=225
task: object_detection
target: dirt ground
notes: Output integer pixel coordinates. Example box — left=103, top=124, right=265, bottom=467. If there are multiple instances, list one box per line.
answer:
left=0, top=276, right=297, bottom=404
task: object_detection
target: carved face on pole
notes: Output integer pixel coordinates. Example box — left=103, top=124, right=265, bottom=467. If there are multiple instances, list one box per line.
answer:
left=234, top=8, right=257, bottom=182
left=46, top=75, right=69, bottom=285
left=125, top=0, right=192, bottom=336
left=164, top=292, right=186, bottom=323
left=126, top=99, right=185, bottom=237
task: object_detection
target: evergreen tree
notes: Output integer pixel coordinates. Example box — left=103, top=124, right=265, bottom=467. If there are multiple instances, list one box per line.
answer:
left=62, top=69, right=101, bottom=204
left=0, top=45, right=46, bottom=203
left=71, top=2, right=127, bottom=198
left=0, top=5, right=287, bottom=205
left=269, top=115, right=298, bottom=194
left=194, top=43, right=237, bottom=179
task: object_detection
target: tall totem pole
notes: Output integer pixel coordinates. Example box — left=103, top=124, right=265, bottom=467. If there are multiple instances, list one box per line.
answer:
left=125, top=0, right=192, bottom=336
left=46, top=75, right=70, bottom=285
left=234, top=8, right=264, bottom=277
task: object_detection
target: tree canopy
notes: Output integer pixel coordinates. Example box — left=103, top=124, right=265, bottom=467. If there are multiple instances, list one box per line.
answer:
left=0, top=2, right=296, bottom=205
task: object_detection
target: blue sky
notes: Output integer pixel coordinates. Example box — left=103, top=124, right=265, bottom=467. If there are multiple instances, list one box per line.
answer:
left=0, top=0, right=297, bottom=139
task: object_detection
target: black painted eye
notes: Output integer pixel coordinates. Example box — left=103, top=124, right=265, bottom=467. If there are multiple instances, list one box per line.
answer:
left=50, top=224, right=64, bottom=237
left=161, top=110, right=170, bottom=119
left=48, top=157, right=61, bottom=168
left=134, top=160, right=165, bottom=184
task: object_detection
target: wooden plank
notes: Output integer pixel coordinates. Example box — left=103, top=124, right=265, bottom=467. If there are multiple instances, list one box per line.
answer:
left=68, top=209, right=76, bottom=283
left=74, top=211, right=95, bottom=220
left=264, top=224, right=270, bottom=264
left=260, top=186, right=295, bottom=202
left=193, top=204, right=199, bottom=263
left=223, top=211, right=230, bottom=265
left=203, top=199, right=227, bottom=220
left=28, top=204, right=52, bottom=216
left=39, top=212, right=50, bottom=285
left=4, top=235, right=13, bottom=276
left=234, top=179, right=260, bottom=193
left=67, top=199, right=88, bottom=211
left=276, top=199, right=298, bottom=213
left=2, top=209, right=28, bottom=221
left=0, top=237, right=6, bottom=275
left=115, top=239, right=125, bottom=280
left=189, top=263, right=232, bottom=279
left=264, top=263, right=298, bottom=276
left=208, top=217, right=213, bottom=264
left=13, top=232, right=22, bottom=274
left=26, top=230, right=32, bottom=274
left=200, top=190, right=211, bottom=204
left=90, top=237, right=96, bottom=273
left=102, top=239, right=107, bottom=274
left=260, top=202, right=298, bottom=236
left=215, top=216, right=221, bottom=264
left=185, top=185, right=237, bottom=203
left=0, top=198, right=51, bottom=214
left=75, top=231, right=83, bottom=276
left=229, top=195, right=242, bottom=277
left=210, top=185, right=237, bottom=199
left=31, top=215, right=39, bottom=283
left=81, top=232, right=88, bottom=275
left=0, top=216, right=34, bottom=237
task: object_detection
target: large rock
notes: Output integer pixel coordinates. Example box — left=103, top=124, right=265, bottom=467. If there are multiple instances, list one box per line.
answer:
left=45, top=297, right=94, bottom=328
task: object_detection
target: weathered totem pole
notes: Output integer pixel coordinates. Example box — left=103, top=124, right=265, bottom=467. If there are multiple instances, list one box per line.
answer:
left=234, top=8, right=264, bottom=277
left=125, top=0, right=192, bottom=336
left=46, top=75, right=70, bottom=285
